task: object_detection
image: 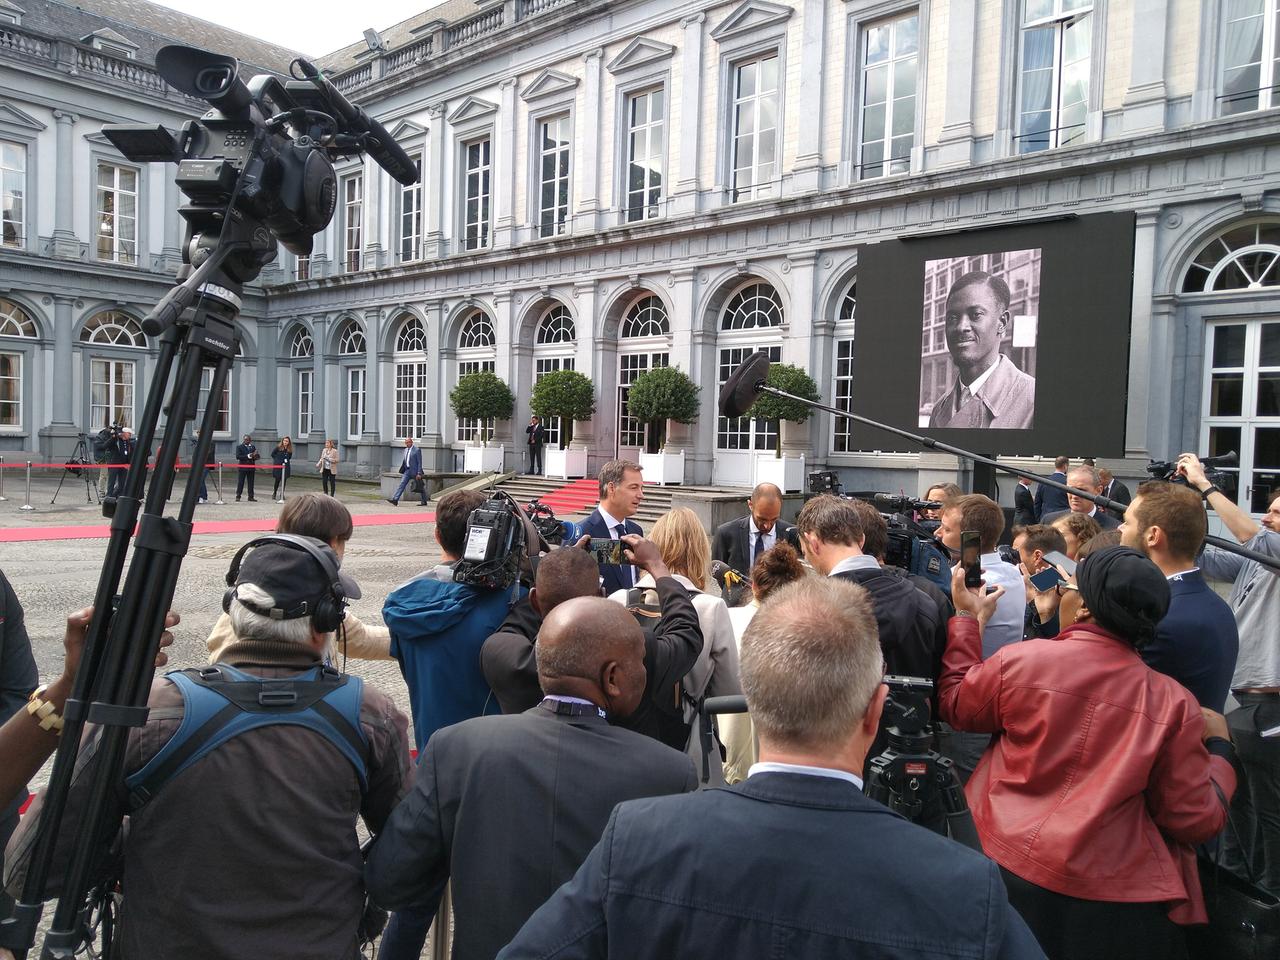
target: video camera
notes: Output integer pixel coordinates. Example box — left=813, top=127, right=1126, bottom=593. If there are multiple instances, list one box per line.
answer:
left=807, top=472, right=950, bottom=590
left=454, top=492, right=563, bottom=591
left=1147, top=450, right=1237, bottom=489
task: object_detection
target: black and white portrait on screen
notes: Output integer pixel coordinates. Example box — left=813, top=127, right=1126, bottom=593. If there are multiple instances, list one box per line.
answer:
left=919, top=249, right=1041, bottom=429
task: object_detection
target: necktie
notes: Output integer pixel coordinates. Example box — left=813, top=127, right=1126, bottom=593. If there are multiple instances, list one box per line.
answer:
left=615, top=524, right=633, bottom=587
left=754, top=530, right=766, bottom=566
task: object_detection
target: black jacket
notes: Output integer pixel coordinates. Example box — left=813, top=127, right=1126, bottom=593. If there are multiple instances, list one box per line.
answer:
left=1013, top=483, right=1036, bottom=528
left=235, top=442, right=258, bottom=466
left=831, top=566, right=946, bottom=682
left=499, top=772, right=1044, bottom=960
left=1100, top=477, right=1132, bottom=520
left=365, top=706, right=696, bottom=960
left=525, top=423, right=545, bottom=447
left=480, top=597, right=544, bottom=715
left=0, top=571, right=37, bottom=823
left=1033, top=471, right=1069, bottom=520
left=711, top=516, right=801, bottom=605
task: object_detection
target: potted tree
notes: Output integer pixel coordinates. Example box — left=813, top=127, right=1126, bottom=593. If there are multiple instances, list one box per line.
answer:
left=531, top=369, right=595, bottom=479
left=450, top=371, right=514, bottom=473
left=626, top=366, right=699, bottom=485
left=747, top=363, right=820, bottom=493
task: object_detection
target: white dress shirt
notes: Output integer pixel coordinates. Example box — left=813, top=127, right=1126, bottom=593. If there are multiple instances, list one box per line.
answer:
left=828, top=554, right=882, bottom=577
left=978, top=553, right=1027, bottom=660
left=597, top=504, right=637, bottom=584
left=748, top=761, right=863, bottom=791
left=747, top=517, right=776, bottom=565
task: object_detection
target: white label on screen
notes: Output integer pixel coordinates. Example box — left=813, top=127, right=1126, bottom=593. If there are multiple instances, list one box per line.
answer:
left=1012, top=315, right=1037, bottom=348
left=464, top=525, right=492, bottom=562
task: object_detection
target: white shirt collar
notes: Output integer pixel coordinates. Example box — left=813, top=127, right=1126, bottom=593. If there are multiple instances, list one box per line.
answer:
left=1167, top=567, right=1200, bottom=581
left=748, top=516, right=776, bottom=541
left=957, top=355, right=1001, bottom=401
left=543, top=694, right=596, bottom=706
left=748, top=761, right=863, bottom=791
left=597, top=504, right=625, bottom=533
left=828, top=554, right=880, bottom=577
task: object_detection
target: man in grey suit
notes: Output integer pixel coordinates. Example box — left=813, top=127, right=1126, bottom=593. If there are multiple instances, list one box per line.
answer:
left=365, top=596, right=697, bottom=960
left=1042, top=464, right=1121, bottom=530
left=711, top=483, right=800, bottom=605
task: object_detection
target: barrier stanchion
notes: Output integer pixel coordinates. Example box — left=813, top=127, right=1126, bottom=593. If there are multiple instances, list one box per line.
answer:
left=214, top=461, right=226, bottom=505
left=277, top=461, right=288, bottom=504
left=0, top=455, right=7, bottom=501
left=20, top=460, right=34, bottom=510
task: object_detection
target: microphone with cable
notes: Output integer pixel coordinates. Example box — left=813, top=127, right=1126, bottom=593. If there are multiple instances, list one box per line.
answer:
left=294, top=58, right=419, bottom=186
left=711, top=559, right=752, bottom=595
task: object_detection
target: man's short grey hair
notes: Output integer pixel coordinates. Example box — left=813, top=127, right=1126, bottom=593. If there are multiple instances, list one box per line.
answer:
left=228, top=582, right=320, bottom=648
left=598, top=459, right=641, bottom=499
left=741, top=577, right=884, bottom=749
left=1067, top=465, right=1101, bottom=489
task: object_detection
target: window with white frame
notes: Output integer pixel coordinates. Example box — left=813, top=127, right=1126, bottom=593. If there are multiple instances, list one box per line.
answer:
left=717, top=345, right=781, bottom=451
left=297, top=368, right=313, bottom=437
left=289, top=325, right=314, bottom=358
left=346, top=368, right=366, bottom=439
left=721, top=282, right=784, bottom=331
left=0, top=299, right=37, bottom=339
left=621, top=295, right=671, bottom=338
left=717, top=281, right=783, bottom=451
left=456, top=310, right=496, bottom=442
left=295, top=253, right=311, bottom=281
left=1183, top=221, right=1280, bottom=293
left=338, top=321, right=366, bottom=356
left=1, top=140, right=25, bottom=248
left=730, top=54, right=780, bottom=202
left=96, top=162, right=138, bottom=263
left=625, top=88, right=664, bottom=222
left=463, top=138, right=491, bottom=251
left=90, top=358, right=135, bottom=430
left=0, top=300, right=35, bottom=429
left=342, top=173, right=363, bottom=272
left=394, top=315, right=429, bottom=439
left=537, top=116, right=571, bottom=238
left=858, top=12, right=918, bottom=179
left=456, top=359, right=496, bottom=442
left=1220, top=0, right=1280, bottom=115
left=399, top=153, right=424, bottom=262
left=1016, top=0, right=1091, bottom=153
left=534, top=304, right=576, bottom=446
left=196, top=367, right=231, bottom=436
left=80, top=311, right=145, bottom=347
left=833, top=283, right=857, bottom=452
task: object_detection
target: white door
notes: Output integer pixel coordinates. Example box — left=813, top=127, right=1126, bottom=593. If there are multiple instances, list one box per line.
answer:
left=616, top=351, right=668, bottom=461
left=713, top=345, right=780, bottom=486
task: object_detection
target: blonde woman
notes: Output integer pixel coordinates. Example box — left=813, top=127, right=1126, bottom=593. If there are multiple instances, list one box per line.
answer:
left=317, top=439, right=339, bottom=497
left=609, top=508, right=741, bottom=771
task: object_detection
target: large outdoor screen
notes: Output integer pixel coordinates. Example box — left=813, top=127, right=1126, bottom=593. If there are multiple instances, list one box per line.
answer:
left=850, top=212, right=1136, bottom=458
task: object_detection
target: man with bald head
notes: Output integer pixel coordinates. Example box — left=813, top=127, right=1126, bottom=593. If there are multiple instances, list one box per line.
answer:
left=367, top=596, right=696, bottom=960
left=712, top=482, right=801, bottom=606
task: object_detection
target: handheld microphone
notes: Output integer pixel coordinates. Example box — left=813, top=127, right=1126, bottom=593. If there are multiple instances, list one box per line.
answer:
left=295, top=58, right=419, bottom=186
left=711, top=560, right=751, bottom=591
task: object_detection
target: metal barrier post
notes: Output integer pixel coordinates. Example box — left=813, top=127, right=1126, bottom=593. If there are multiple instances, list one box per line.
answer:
left=277, top=462, right=287, bottom=503
left=214, top=461, right=226, bottom=505
left=0, top=454, right=7, bottom=501
left=20, top=460, right=33, bottom=510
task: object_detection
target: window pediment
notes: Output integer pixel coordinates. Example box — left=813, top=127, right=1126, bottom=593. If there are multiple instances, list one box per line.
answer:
left=520, top=68, right=580, bottom=103
left=606, top=38, right=675, bottom=75
left=710, top=0, right=793, bottom=43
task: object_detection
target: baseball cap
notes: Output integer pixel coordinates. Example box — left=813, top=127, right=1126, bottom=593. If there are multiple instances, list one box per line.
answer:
left=234, top=539, right=361, bottom=620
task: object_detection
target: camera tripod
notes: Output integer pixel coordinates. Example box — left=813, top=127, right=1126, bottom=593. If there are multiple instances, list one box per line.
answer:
left=864, top=728, right=980, bottom=849
left=49, top=434, right=101, bottom=506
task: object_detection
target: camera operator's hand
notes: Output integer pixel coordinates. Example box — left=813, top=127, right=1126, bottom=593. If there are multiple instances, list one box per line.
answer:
left=949, top=564, right=1005, bottom=626
left=59, top=607, right=178, bottom=686
left=621, top=534, right=671, bottom=580
left=1176, top=453, right=1210, bottom=491
left=1201, top=707, right=1231, bottom=743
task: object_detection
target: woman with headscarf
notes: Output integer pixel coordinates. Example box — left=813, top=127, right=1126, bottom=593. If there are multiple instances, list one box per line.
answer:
left=940, top=546, right=1238, bottom=960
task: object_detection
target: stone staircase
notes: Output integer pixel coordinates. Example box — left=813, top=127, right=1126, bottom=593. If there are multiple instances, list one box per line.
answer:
left=494, top=475, right=750, bottom=529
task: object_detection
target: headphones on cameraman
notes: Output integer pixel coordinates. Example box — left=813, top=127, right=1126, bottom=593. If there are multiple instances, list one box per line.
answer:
left=222, top=533, right=348, bottom=634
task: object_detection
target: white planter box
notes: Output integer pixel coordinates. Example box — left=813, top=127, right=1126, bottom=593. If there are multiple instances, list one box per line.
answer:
left=464, top=444, right=505, bottom=473
left=544, top=446, right=589, bottom=479
left=640, top=450, right=685, bottom=485
left=753, top=453, right=806, bottom=493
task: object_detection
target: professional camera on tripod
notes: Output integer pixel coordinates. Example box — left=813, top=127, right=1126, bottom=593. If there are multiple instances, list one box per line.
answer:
left=0, top=44, right=418, bottom=960
left=1147, top=450, right=1237, bottom=488
left=453, top=492, right=564, bottom=592
left=807, top=471, right=951, bottom=590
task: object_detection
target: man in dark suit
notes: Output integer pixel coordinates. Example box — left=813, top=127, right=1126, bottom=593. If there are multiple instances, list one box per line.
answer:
left=366, top=596, right=696, bottom=960
left=1099, top=467, right=1132, bottom=521
left=711, top=482, right=800, bottom=605
left=1042, top=464, right=1121, bottom=530
left=579, top=459, right=645, bottom=595
left=499, top=577, right=1043, bottom=960
left=386, top=437, right=426, bottom=506
left=234, top=434, right=259, bottom=502
left=1033, top=455, right=1070, bottom=520
left=1012, top=477, right=1036, bottom=528
left=1120, top=481, right=1239, bottom=710
left=525, top=415, right=545, bottom=475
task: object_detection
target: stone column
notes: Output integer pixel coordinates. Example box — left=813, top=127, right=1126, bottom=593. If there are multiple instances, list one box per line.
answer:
left=491, top=292, right=515, bottom=458
left=782, top=253, right=817, bottom=457
left=789, top=0, right=826, bottom=194
left=52, top=111, right=80, bottom=258
left=253, top=319, right=278, bottom=437
left=158, top=167, right=183, bottom=272
left=936, top=0, right=977, bottom=168
left=572, top=280, right=599, bottom=461
left=38, top=294, right=80, bottom=456
left=424, top=104, right=447, bottom=258
left=1122, top=0, right=1169, bottom=133
left=1125, top=209, right=1162, bottom=459
left=670, top=14, right=704, bottom=217
left=574, top=51, right=604, bottom=233
left=310, top=316, right=328, bottom=437
left=493, top=78, right=518, bottom=248
left=421, top=301, right=444, bottom=463
left=362, top=309, right=382, bottom=442
left=362, top=155, right=384, bottom=268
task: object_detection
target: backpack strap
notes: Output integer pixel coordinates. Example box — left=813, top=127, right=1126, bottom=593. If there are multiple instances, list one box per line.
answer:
left=125, top=664, right=368, bottom=809
left=625, top=587, right=661, bottom=619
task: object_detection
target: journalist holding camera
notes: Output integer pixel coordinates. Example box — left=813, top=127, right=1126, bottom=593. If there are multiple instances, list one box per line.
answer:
left=100, top=424, right=133, bottom=499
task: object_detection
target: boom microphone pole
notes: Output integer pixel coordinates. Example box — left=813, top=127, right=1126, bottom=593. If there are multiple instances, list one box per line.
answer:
left=718, top=350, right=1280, bottom=573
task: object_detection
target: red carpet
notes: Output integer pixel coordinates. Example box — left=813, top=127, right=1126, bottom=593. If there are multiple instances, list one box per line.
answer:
left=528, top=477, right=601, bottom=514
left=0, top=510, right=435, bottom=543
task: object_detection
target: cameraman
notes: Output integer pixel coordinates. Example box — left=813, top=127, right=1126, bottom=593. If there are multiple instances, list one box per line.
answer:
left=1182, top=452, right=1280, bottom=893
left=104, top=426, right=133, bottom=498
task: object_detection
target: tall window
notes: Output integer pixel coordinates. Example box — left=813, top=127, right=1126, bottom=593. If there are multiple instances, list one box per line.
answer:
left=288, top=325, right=314, bottom=437
left=196, top=367, right=231, bottom=435
left=90, top=359, right=135, bottom=430
left=1017, top=0, right=1091, bottom=153
left=538, top=116, right=571, bottom=238
left=534, top=304, right=576, bottom=446
left=394, top=315, right=429, bottom=439
left=463, top=138, right=491, bottom=251
left=456, top=310, right=496, bottom=442
left=346, top=368, right=366, bottom=439
left=0, top=300, right=36, bottom=429
left=297, top=369, right=313, bottom=437
left=625, top=88, right=664, bottom=222
left=96, top=163, right=138, bottom=263
left=1, top=140, right=25, bottom=248
left=717, top=281, right=784, bottom=453
left=833, top=283, right=857, bottom=452
left=859, top=12, right=918, bottom=179
left=1220, top=0, right=1280, bottom=115
left=731, top=54, right=780, bottom=202
left=399, top=153, right=424, bottom=262
left=295, top=253, right=311, bottom=281
left=342, top=173, right=363, bottom=272
left=717, top=345, right=781, bottom=451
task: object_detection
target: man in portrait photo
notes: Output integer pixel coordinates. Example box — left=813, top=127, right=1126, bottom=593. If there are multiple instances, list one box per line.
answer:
left=927, top=269, right=1036, bottom=430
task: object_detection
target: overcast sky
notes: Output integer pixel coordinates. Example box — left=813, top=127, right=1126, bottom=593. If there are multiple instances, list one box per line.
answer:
left=151, top=0, right=444, bottom=57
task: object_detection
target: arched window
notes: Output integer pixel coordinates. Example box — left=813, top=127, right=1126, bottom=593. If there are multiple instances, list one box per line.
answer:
left=393, top=315, right=429, bottom=439
left=834, top=281, right=857, bottom=453
left=1183, top=222, right=1280, bottom=293
left=0, top=300, right=37, bottom=339
left=622, top=296, right=670, bottom=338
left=536, top=304, right=575, bottom=344
left=721, top=282, right=784, bottom=330
left=458, top=310, right=495, bottom=348
left=289, top=326, right=314, bottom=358
left=338, top=321, right=366, bottom=355
left=80, top=310, right=145, bottom=347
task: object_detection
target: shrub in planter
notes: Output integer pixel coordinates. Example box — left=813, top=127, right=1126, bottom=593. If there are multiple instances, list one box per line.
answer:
left=530, top=370, right=595, bottom=448
left=450, top=371, right=515, bottom=443
left=747, top=363, right=820, bottom=457
left=625, top=366, right=699, bottom=454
